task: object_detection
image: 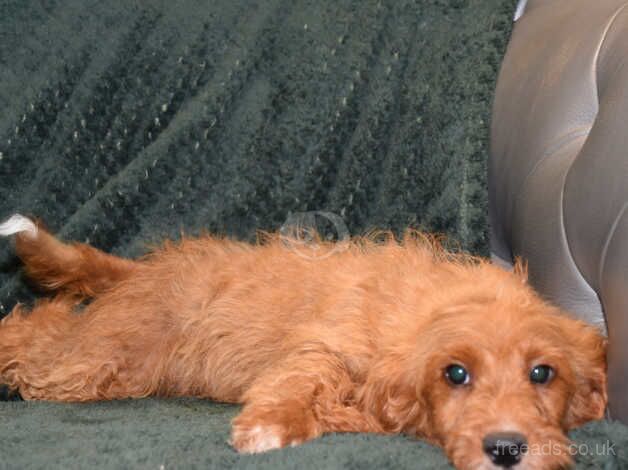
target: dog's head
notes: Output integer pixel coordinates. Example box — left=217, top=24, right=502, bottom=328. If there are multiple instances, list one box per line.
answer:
left=361, top=261, right=607, bottom=470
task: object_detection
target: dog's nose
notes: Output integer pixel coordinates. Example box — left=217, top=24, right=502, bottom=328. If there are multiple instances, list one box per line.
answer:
left=482, top=432, right=527, bottom=467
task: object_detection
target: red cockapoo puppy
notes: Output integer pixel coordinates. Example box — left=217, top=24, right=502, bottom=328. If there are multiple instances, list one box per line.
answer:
left=0, top=215, right=607, bottom=469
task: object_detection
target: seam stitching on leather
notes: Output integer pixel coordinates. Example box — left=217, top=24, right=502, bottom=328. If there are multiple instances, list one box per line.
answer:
left=593, top=2, right=628, bottom=103
left=558, top=167, right=606, bottom=330
left=598, top=201, right=628, bottom=296
left=516, top=127, right=591, bottom=201
left=512, top=132, right=605, bottom=327
left=511, top=3, right=627, bottom=260
left=559, top=2, right=628, bottom=330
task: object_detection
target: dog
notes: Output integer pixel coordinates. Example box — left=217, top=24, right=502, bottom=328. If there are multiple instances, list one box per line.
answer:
left=0, top=214, right=607, bottom=469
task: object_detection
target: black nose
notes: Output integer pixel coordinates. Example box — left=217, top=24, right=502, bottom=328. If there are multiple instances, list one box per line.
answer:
left=482, top=432, right=527, bottom=468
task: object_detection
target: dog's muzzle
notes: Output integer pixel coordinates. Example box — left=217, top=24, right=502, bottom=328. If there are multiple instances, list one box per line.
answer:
left=482, top=432, right=527, bottom=468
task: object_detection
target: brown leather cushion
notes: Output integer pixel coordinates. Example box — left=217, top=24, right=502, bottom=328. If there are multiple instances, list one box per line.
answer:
left=490, top=0, right=628, bottom=422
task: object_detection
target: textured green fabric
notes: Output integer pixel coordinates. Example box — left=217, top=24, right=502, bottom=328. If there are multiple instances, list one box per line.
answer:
left=1, top=399, right=627, bottom=470
left=2, top=400, right=451, bottom=469
left=2, top=0, right=626, bottom=469
left=0, top=0, right=512, bottom=309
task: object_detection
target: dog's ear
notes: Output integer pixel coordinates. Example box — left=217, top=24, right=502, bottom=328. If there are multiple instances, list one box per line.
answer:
left=358, top=352, right=430, bottom=436
left=560, top=318, right=608, bottom=428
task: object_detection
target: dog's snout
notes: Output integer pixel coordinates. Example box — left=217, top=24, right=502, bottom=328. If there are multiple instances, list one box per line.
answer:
left=482, top=432, right=527, bottom=467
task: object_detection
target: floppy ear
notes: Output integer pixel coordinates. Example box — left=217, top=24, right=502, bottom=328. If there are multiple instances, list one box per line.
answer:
left=561, top=320, right=608, bottom=428
left=358, top=352, right=430, bottom=436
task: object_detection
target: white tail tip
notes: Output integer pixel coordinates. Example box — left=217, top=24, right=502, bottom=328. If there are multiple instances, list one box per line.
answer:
left=0, top=214, right=38, bottom=238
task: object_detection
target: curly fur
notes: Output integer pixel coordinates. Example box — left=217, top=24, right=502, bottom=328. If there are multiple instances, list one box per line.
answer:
left=0, top=215, right=607, bottom=469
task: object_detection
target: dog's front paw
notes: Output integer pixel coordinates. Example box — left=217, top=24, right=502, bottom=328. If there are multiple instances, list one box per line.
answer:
left=230, top=423, right=287, bottom=453
left=230, top=404, right=320, bottom=453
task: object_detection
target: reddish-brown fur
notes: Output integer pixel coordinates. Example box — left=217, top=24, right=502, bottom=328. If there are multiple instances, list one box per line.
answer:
left=0, top=225, right=607, bottom=469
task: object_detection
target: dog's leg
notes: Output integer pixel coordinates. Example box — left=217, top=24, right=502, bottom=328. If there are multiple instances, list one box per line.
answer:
left=0, top=214, right=137, bottom=298
left=0, top=296, right=167, bottom=401
left=230, top=347, right=383, bottom=453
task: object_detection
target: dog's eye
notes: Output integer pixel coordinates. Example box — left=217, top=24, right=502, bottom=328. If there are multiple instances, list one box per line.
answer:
left=529, top=364, right=554, bottom=384
left=445, top=364, right=470, bottom=386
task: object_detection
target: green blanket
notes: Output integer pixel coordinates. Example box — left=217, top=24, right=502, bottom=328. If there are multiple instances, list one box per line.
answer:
left=0, top=399, right=627, bottom=469
left=2, top=0, right=626, bottom=468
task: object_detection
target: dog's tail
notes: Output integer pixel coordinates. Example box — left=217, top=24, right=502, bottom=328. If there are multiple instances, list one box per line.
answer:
left=0, top=214, right=137, bottom=298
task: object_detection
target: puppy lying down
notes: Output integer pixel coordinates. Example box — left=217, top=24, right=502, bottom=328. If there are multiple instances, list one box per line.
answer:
left=0, top=215, right=606, bottom=470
